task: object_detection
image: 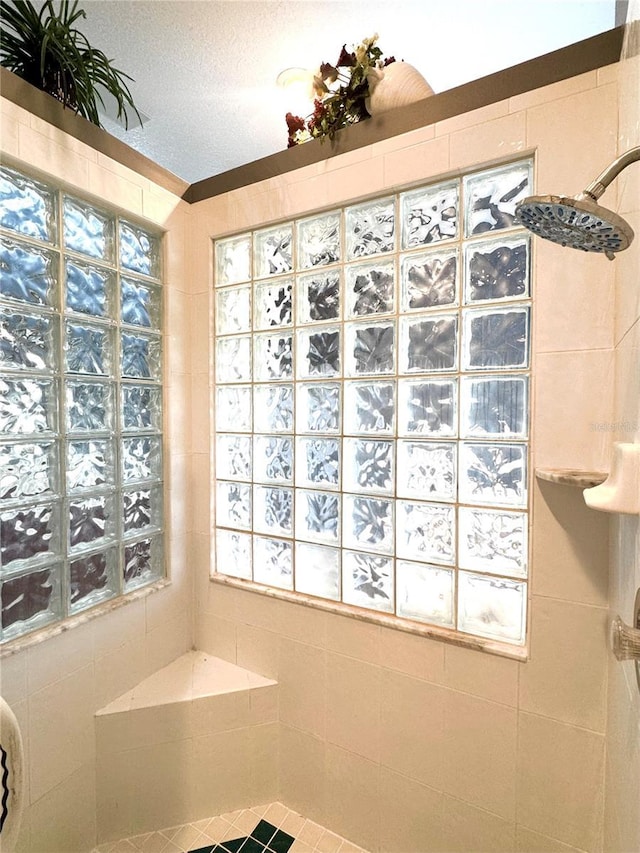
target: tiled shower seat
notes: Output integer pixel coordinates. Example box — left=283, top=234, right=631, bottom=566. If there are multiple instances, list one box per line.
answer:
left=95, top=652, right=279, bottom=843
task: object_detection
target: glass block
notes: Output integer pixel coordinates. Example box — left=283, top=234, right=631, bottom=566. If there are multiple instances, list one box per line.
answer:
left=215, top=234, right=252, bottom=286
left=343, top=438, right=393, bottom=494
left=0, top=376, right=56, bottom=435
left=400, top=315, right=457, bottom=373
left=0, top=503, right=60, bottom=571
left=295, top=542, right=340, bottom=600
left=296, top=383, right=340, bottom=433
left=458, top=571, right=527, bottom=644
left=463, top=306, right=529, bottom=370
left=119, top=221, right=160, bottom=278
left=215, top=528, right=252, bottom=579
left=123, top=484, right=163, bottom=536
left=0, top=236, right=58, bottom=307
left=464, top=160, right=532, bottom=237
left=254, top=278, right=293, bottom=329
left=216, top=481, right=251, bottom=530
left=0, top=167, right=56, bottom=243
left=460, top=376, right=528, bottom=438
left=398, top=379, right=457, bottom=437
left=69, top=546, right=117, bottom=614
left=295, top=437, right=340, bottom=489
left=345, top=260, right=395, bottom=317
left=253, top=384, right=293, bottom=433
left=464, top=235, right=529, bottom=303
left=253, top=333, right=293, bottom=381
left=296, top=326, right=340, bottom=378
left=67, top=439, right=114, bottom=492
left=253, top=536, right=293, bottom=590
left=216, top=386, right=251, bottom=432
left=121, top=384, right=162, bottom=432
left=216, top=434, right=252, bottom=481
left=295, top=489, right=339, bottom=544
left=123, top=534, right=164, bottom=591
left=397, top=440, right=456, bottom=502
left=342, top=550, right=393, bottom=612
left=396, top=500, right=455, bottom=564
left=346, top=197, right=395, bottom=259
left=254, top=225, right=293, bottom=278
left=121, top=278, right=161, bottom=328
left=215, top=335, right=251, bottom=383
left=68, top=493, right=116, bottom=553
left=396, top=560, right=454, bottom=627
left=458, top=506, right=528, bottom=577
left=343, top=494, right=394, bottom=554
left=297, top=212, right=341, bottom=268
left=253, top=435, right=293, bottom=483
left=65, top=322, right=111, bottom=376
left=297, top=271, right=341, bottom=324
left=459, top=441, right=527, bottom=507
left=1, top=564, right=62, bottom=641
left=65, top=259, right=114, bottom=318
left=401, top=180, right=459, bottom=247
left=253, top=485, right=293, bottom=536
left=343, top=380, right=395, bottom=436
left=0, top=440, right=58, bottom=501
left=345, top=321, right=395, bottom=376
left=121, top=435, right=162, bottom=484
left=400, top=249, right=457, bottom=310
left=0, top=308, right=56, bottom=372
left=215, top=284, right=251, bottom=335
left=66, top=380, right=113, bottom=433
left=121, top=332, right=161, bottom=380
left=63, top=197, right=114, bottom=261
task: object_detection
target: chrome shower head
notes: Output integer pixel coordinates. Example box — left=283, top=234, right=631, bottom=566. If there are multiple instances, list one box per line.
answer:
left=514, top=145, right=640, bottom=260
left=514, top=195, right=634, bottom=260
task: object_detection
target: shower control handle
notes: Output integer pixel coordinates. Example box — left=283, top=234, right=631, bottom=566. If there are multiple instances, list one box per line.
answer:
left=612, top=616, right=640, bottom=661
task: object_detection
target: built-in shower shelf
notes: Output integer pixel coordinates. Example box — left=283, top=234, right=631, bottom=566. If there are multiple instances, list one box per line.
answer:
left=535, top=468, right=608, bottom=488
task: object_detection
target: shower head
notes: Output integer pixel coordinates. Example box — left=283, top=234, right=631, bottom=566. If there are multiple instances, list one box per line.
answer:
left=514, top=146, right=640, bottom=260
left=514, top=195, right=634, bottom=260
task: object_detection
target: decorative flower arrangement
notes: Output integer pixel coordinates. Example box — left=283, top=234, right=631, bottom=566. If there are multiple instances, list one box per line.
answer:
left=286, top=34, right=395, bottom=147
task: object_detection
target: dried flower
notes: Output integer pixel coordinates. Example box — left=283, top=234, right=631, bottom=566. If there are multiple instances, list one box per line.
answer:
left=285, top=35, right=395, bottom=146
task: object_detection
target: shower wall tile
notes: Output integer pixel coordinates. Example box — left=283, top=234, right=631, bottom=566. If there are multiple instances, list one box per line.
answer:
left=236, top=623, right=281, bottom=680
left=29, top=761, right=97, bottom=853
left=378, top=766, right=444, bottom=853
left=196, top=612, right=238, bottom=661
left=449, top=112, right=527, bottom=171
left=443, top=643, right=519, bottom=707
left=324, top=612, right=380, bottom=664
left=516, top=826, right=587, bottom=853
left=526, top=84, right=617, bottom=198
left=378, top=626, right=446, bottom=683
left=93, top=634, right=147, bottom=711
left=26, top=617, right=94, bottom=694
left=324, top=743, right=380, bottom=853
left=279, top=724, right=327, bottom=828
left=0, top=647, right=27, bottom=705
left=596, top=62, right=618, bottom=86
left=533, top=349, right=614, bottom=471
left=435, top=99, right=510, bottom=136
left=517, top=712, right=605, bottom=851
left=441, top=690, right=517, bottom=821
left=441, top=795, right=516, bottom=853
left=382, top=134, right=450, bottom=187
left=325, top=652, right=380, bottom=761
left=532, top=480, right=609, bottom=607
left=87, top=161, right=145, bottom=215
left=518, top=596, right=608, bottom=732
left=18, top=122, right=91, bottom=188
left=278, top=639, right=326, bottom=738
left=613, top=209, right=640, bottom=347
left=325, top=157, right=385, bottom=209
left=28, top=663, right=96, bottom=802
left=508, top=69, right=597, bottom=112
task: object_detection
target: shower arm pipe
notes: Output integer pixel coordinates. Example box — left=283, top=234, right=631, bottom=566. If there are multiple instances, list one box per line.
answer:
left=578, top=145, right=640, bottom=202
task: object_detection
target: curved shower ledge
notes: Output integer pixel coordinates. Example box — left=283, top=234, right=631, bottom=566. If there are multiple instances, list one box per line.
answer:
left=535, top=468, right=608, bottom=488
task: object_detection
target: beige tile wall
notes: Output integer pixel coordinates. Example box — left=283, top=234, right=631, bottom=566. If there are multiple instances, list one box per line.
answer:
left=0, top=97, right=194, bottom=852
left=193, top=65, right=621, bottom=853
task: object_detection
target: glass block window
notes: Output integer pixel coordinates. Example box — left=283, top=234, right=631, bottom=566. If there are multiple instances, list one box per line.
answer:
left=213, top=158, right=532, bottom=647
left=0, top=165, right=164, bottom=643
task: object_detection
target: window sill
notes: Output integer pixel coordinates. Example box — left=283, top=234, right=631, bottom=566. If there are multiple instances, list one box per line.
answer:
left=0, top=578, right=171, bottom=658
left=209, top=573, right=529, bottom=662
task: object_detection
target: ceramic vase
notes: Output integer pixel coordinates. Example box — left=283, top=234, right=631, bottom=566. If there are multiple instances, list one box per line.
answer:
left=366, top=61, right=434, bottom=115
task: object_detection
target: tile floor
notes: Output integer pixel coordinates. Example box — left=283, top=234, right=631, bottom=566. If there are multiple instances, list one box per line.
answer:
left=93, top=802, right=368, bottom=853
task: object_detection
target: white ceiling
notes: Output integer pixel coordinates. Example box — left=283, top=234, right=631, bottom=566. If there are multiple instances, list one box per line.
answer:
left=72, top=0, right=618, bottom=183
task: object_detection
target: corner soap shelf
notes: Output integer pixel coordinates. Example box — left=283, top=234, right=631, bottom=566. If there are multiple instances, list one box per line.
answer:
left=535, top=468, right=608, bottom=488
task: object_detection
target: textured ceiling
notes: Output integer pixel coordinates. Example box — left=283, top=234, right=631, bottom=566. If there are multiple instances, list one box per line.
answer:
left=68, top=0, right=616, bottom=182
